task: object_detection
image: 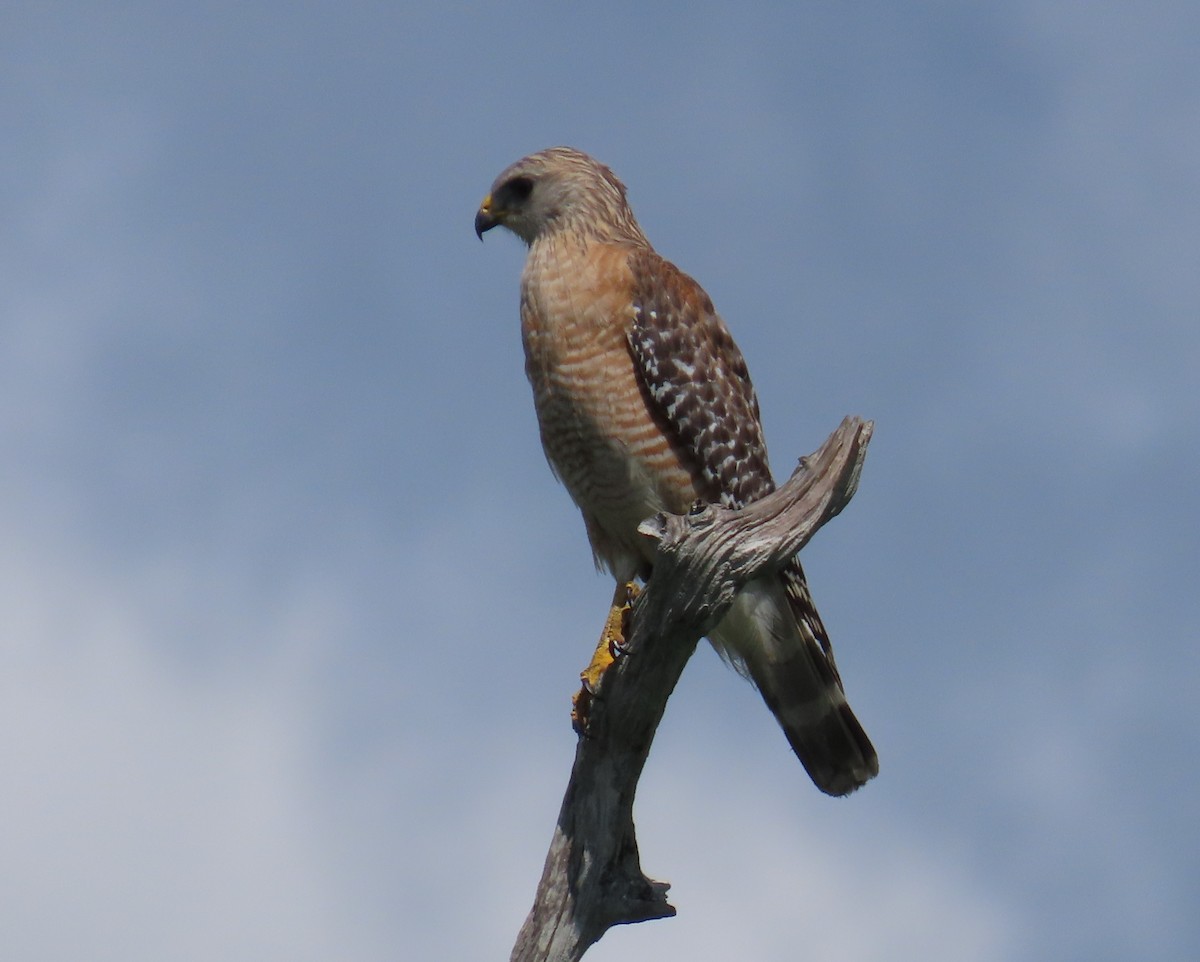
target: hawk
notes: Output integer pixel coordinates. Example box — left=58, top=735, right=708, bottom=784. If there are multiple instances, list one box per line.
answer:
left=475, top=147, right=877, bottom=796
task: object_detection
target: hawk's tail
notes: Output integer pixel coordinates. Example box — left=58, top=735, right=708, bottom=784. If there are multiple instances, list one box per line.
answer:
left=710, top=566, right=878, bottom=797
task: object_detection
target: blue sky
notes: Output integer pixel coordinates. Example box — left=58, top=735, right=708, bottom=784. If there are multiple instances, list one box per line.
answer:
left=3, top=2, right=1197, bottom=959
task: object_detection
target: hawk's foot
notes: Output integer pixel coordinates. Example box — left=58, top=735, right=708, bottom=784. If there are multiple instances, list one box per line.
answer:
left=571, top=581, right=642, bottom=735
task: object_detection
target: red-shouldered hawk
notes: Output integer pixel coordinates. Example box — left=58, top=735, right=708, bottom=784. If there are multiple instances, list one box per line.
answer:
left=476, top=147, right=877, bottom=796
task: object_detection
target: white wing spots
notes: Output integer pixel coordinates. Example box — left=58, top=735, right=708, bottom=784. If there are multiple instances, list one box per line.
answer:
left=628, top=266, right=775, bottom=512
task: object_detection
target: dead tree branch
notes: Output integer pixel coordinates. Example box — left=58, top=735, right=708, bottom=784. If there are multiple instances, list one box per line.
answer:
left=509, top=415, right=874, bottom=962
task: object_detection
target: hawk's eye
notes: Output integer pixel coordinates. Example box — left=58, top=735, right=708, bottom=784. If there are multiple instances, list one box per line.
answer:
left=505, top=176, right=534, bottom=203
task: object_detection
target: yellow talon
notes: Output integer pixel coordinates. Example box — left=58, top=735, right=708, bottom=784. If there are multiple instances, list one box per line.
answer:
left=571, top=581, right=641, bottom=734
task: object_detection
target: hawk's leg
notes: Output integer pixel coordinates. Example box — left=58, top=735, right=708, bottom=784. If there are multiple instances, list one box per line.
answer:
left=571, top=580, right=642, bottom=734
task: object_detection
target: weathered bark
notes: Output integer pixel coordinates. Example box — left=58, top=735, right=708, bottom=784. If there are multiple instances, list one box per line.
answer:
left=509, top=416, right=873, bottom=962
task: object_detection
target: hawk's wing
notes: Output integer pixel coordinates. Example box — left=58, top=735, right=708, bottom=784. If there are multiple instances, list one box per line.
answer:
left=626, top=249, right=773, bottom=510
left=624, top=246, right=877, bottom=794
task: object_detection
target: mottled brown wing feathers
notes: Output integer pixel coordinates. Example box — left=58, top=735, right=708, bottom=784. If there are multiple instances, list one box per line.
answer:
left=626, top=247, right=840, bottom=659
left=623, top=246, right=876, bottom=794
left=626, top=248, right=773, bottom=510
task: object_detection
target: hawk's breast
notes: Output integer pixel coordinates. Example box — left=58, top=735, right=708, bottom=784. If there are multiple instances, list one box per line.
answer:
left=519, top=237, right=701, bottom=569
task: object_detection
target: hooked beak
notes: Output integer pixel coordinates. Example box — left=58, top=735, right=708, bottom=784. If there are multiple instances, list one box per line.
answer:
left=474, top=195, right=500, bottom=240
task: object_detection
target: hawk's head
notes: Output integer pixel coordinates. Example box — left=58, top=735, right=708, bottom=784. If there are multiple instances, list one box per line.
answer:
left=475, top=146, right=644, bottom=246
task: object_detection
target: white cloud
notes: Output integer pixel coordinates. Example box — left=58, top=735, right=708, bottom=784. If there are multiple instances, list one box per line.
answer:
left=580, top=765, right=1014, bottom=962
left=0, top=544, right=372, bottom=961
